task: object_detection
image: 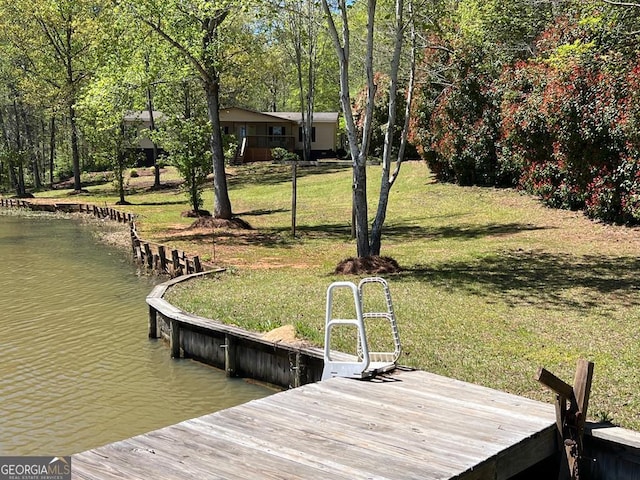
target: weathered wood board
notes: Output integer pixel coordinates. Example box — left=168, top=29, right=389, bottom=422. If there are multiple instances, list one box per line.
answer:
left=72, top=369, right=557, bottom=480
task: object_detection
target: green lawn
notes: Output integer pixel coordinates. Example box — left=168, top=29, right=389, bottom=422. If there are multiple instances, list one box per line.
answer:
left=30, top=161, right=640, bottom=431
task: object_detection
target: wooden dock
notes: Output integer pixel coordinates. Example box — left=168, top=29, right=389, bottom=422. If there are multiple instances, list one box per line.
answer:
left=72, top=369, right=557, bottom=479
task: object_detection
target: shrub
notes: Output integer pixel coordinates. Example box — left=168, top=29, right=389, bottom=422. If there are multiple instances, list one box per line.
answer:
left=427, top=46, right=503, bottom=186
left=271, top=147, right=299, bottom=163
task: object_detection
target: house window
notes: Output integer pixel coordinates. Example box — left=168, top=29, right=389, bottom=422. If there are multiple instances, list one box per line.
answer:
left=223, top=126, right=230, bottom=135
left=269, top=126, right=285, bottom=136
left=298, top=126, right=316, bottom=142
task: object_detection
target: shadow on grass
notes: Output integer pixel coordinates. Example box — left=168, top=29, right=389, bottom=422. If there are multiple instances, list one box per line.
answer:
left=130, top=199, right=188, bottom=206
left=259, top=221, right=546, bottom=243
left=383, top=222, right=548, bottom=242
left=227, top=164, right=351, bottom=188
left=163, top=220, right=549, bottom=251
left=401, top=250, right=640, bottom=310
left=157, top=229, right=293, bottom=248
left=238, top=208, right=289, bottom=217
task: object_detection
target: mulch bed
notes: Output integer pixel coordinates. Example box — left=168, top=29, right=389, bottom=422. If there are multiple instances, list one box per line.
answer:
left=334, top=256, right=402, bottom=275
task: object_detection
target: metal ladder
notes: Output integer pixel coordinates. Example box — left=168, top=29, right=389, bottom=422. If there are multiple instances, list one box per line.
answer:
left=321, top=277, right=401, bottom=381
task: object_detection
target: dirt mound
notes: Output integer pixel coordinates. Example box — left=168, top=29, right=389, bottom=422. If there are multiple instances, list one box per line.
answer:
left=188, top=216, right=253, bottom=230
left=334, top=256, right=402, bottom=275
left=262, top=325, right=299, bottom=344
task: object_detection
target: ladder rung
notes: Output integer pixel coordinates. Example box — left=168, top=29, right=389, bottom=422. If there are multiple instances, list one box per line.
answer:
left=362, top=312, right=393, bottom=319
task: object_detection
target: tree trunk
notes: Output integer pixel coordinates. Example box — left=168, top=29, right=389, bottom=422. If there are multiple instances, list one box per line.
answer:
left=204, top=79, right=232, bottom=219
left=191, top=170, right=199, bottom=213
left=23, top=108, right=42, bottom=190
left=16, top=160, right=26, bottom=197
left=323, top=0, right=377, bottom=259
left=117, top=153, right=126, bottom=204
left=370, top=0, right=403, bottom=256
left=12, top=99, right=26, bottom=197
left=145, top=63, right=161, bottom=188
left=117, top=124, right=126, bottom=204
left=291, top=160, right=297, bottom=236
left=354, top=161, right=370, bottom=257
left=69, top=101, right=82, bottom=191
left=370, top=0, right=416, bottom=255
left=8, top=163, right=18, bottom=192
left=49, top=116, right=55, bottom=186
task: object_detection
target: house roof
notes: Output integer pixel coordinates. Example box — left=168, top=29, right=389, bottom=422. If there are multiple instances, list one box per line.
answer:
left=126, top=108, right=339, bottom=125
left=220, top=106, right=338, bottom=124
left=268, top=112, right=339, bottom=123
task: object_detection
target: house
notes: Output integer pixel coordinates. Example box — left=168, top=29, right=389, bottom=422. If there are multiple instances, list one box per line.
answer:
left=123, top=111, right=166, bottom=167
left=219, top=107, right=339, bottom=162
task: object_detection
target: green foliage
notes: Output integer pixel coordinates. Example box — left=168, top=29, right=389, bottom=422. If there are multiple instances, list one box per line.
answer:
left=223, top=134, right=239, bottom=164
left=417, top=44, right=505, bottom=186
left=352, top=72, right=418, bottom=160
left=411, top=2, right=640, bottom=224
left=496, top=11, right=640, bottom=223
left=153, top=116, right=212, bottom=213
left=271, top=147, right=299, bottom=163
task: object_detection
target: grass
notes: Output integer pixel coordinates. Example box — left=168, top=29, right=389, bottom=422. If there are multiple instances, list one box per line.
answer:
left=23, top=161, right=640, bottom=431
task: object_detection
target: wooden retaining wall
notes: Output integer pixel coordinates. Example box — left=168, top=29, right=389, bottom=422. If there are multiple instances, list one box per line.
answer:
left=129, top=223, right=204, bottom=278
left=146, top=270, right=326, bottom=389
left=0, top=197, right=134, bottom=222
left=0, top=197, right=204, bottom=278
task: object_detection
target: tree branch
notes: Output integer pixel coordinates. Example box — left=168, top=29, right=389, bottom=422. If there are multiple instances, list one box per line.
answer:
left=138, top=16, right=211, bottom=83
left=603, top=0, right=640, bottom=7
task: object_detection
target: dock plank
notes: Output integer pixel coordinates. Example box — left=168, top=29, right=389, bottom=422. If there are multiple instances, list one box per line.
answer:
left=73, top=370, right=557, bottom=480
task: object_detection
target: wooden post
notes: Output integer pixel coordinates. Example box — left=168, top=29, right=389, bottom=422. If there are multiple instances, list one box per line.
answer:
left=134, top=239, right=142, bottom=263
left=130, top=225, right=137, bottom=254
left=144, top=243, right=153, bottom=269
left=291, top=352, right=304, bottom=388
left=158, top=246, right=168, bottom=274
left=194, top=256, right=202, bottom=273
left=536, top=359, right=594, bottom=480
left=148, top=306, right=158, bottom=339
left=170, top=319, right=181, bottom=358
left=573, top=360, right=594, bottom=446
left=171, top=250, right=181, bottom=277
left=224, top=334, right=236, bottom=377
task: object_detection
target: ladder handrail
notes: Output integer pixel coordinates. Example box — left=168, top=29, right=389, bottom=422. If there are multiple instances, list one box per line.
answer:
left=323, top=281, right=370, bottom=367
left=358, top=277, right=402, bottom=363
left=322, top=277, right=401, bottom=381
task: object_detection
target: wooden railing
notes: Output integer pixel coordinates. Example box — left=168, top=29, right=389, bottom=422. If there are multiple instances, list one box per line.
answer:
left=0, top=197, right=205, bottom=278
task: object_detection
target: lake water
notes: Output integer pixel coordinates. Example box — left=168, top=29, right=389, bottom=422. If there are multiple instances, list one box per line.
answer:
left=0, top=212, right=272, bottom=455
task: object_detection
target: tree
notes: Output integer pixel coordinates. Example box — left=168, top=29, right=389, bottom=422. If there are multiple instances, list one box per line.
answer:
left=116, top=0, right=256, bottom=220
left=271, top=0, right=326, bottom=236
left=79, top=70, right=140, bottom=205
left=1, top=0, right=104, bottom=192
left=321, top=0, right=418, bottom=258
left=154, top=115, right=213, bottom=215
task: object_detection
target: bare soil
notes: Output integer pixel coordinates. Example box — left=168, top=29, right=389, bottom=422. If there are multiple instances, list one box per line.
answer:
left=261, top=325, right=308, bottom=347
